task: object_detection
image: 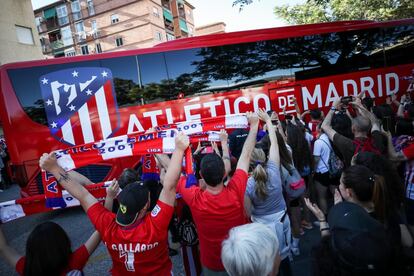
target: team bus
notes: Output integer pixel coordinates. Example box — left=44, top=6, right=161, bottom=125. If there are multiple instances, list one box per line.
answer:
left=0, top=19, right=413, bottom=197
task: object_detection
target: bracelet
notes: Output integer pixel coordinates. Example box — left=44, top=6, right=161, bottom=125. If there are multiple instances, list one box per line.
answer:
left=319, top=219, right=326, bottom=222
left=330, top=106, right=337, bottom=111
left=222, top=156, right=231, bottom=161
left=320, top=227, right=330, bottom=232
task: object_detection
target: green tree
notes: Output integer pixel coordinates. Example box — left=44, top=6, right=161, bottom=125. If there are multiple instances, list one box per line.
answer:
left=233, top=0, right=414, bottom=24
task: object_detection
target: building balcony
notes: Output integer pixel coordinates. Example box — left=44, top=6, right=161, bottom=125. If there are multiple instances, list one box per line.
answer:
left=163, top=8, right=173, bottom=22
left=72, top=12, right=82, bottom=21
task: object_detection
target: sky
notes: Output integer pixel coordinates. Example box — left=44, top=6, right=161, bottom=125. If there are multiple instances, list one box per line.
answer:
left=32, top=0, right=305, bottom=32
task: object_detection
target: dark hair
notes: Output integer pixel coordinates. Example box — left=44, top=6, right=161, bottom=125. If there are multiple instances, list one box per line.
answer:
left=200, top=153, right=225, bottom=186
left=352, top=152, right=402, bottom=220
left=406, top=103, right=414, bottom=118
left=341, top=165, right=388, bottom=223
left=286, top=123, right=312, bottom=173
left=276, top=131, right=293, bottom=170
left=395, top=118, right=414, bottom=136
left=118, top=168, right=139, bottom=189
left=362, top=97, right=374, bottom=111
left=331, top=112, right=353, bottom=139
left=310, top=109, right=322, bottom=120
left=24, top=222, right=71, bottom=276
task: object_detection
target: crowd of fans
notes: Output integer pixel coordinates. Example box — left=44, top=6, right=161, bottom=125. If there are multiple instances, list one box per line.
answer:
left=0, top=91, right=414, bottom=276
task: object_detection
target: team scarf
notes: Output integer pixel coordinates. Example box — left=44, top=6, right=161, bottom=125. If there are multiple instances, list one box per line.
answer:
left=42, top=114, right=249, bottom=208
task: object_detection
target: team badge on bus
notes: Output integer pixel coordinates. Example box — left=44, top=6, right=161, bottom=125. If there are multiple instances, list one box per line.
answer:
left=39, top=67, right=120, bottom=146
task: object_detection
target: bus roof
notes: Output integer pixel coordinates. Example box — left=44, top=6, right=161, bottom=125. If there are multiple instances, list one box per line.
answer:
left=1, top=18, right=413, bottom=70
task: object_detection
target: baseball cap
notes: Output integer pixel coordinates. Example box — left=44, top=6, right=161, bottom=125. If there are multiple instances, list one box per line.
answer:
left=327, top=202, right=392, bottom=272
left=116, top=182, right=150, bottom=226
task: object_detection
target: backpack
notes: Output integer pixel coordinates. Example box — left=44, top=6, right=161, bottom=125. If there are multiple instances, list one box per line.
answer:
left=176, top=205, right=198, bottom=246
left=280, top=164, right=306, bottom=200
left=353, top=137, right=381, bottom=156
left=319, top=139, right=343, bottom=179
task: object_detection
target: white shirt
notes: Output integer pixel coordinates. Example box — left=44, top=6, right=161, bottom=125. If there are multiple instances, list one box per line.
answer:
left=313, top=133, right=331, bottom=173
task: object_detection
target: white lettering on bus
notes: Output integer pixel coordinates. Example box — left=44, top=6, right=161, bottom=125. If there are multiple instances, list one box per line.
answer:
left=143, top=110, right=163, bottom=127
left=326, top=82, right=340, bottom=107
left=254, top=94, right=271, bottom=111
left=203, top=100, right=221, bottom=117
left=386, top=73, right=399, bottom=95
left=127, top=114, right=144, bottom=133
left=302, top=72, right=401, bottom=109
left=343, top=79, right=358, bottom=97
left=165, top=108, right=174, bottom=124
left=184, top=104, right=201, bottom=121
left=302, top=85, right=322, bottom=110
left=234, top=97, right=250, bottom=114
left=360, top=77, right=375, bottom=98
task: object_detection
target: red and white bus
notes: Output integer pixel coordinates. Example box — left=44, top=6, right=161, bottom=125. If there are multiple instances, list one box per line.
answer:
left=0, top=19, right=413, bottom=197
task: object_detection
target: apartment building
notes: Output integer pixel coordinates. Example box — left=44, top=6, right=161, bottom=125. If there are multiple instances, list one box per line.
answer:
left=195, top=22, right=226, bottom=36
left=33, top=0, right=195, bottom=58
left=0, top=0, right=43, bottom=65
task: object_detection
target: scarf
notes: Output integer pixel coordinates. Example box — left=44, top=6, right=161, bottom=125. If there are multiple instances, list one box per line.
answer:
left=42, top=114, right=248, bottom=208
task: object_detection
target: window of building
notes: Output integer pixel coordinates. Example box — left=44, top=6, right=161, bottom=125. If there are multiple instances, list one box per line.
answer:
left=65, top=48, right=76, bottom=56
left=91, top=20, right=97, bottom=31
left=35, top=17, right=43, bottom=32
left=188, top=26, right=193, bottom=35
left=116, top=37, right=123, bottom=47
left=75, top=21, right=85, bottom=41
left=166, top=33, right=175, bottom=41
left=15, top=25, right=34, bottom=45
left=155, top=31, right=162, bottom=41
left=187, top=9, right=193, bottom=19
left=81, top=45, right=89, bottom=55
left=71, top=0, right=82, bottom=21
left=56, top=4, right=69, bottom=25
left=87, top=0, right=95, bottom=16
left=96, top=43, right=102, bottom=53
left=153, top=7, right=160, bottom=17
left=61, top=26, right=73, bottom=46
left=111, top=14, right=119, bottom=24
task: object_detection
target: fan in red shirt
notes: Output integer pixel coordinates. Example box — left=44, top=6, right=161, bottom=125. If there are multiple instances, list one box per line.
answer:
left=39, top=132, right=190, bottom=276
left=176, top=112, right=259, bottom=274
left=0, top=221, right=100, bottom=276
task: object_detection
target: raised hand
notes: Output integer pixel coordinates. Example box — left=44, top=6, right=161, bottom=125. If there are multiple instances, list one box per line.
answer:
left=106, top=179, right=120, bottom=199
left=175, top=132, right=190, bottom=152
left=39, top=152, right=59, bottom=172
left=257, top=108, right=271, bottom=122
left=304, top=198, right=326, bottom=222
left=246, top=111, right=259, bottom=126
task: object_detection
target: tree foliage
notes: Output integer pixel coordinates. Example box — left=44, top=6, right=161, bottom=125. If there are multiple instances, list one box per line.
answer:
left=233, top=0, right=414, bottom=24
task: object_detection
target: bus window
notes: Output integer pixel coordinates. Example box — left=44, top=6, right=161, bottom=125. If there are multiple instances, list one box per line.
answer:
left=137, top=52, right=170, bottom=104
left=8, top=60, right=100, bottom=126
left=383, top=24, right=414, bottom=67
left=100, top=56, right=141, bottom=107
left=164, top=47, right=229, bottom=98
left=292, top=28, right=384, bottom=80
left=221, top=40, right=296, bottom=89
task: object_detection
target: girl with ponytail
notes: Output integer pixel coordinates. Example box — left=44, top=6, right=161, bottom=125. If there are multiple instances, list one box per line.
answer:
left=244, top=109, right=292, bottom=274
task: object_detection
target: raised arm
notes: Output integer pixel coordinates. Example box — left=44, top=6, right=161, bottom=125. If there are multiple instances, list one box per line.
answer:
left=321, top=98, right=341, bottom=141
left=155, top=154, right=171, bottom=170
left=258, top=109, right=279, bottom=166
left=158, top=133, right=189, bottom=206
left=104, top=179, right=119, bottom=211
left=0, top=227, right=21, bottom=269
left=220, top=130, right=231, bottom=176
left=236, top=112, right=259, bottom=172
left=84, top=231, right=101, bottom=255
left=352, top=100, right=381, bottom=132
left=39, top=153, right=98, bottom=212
left=68, top=170, right=94, bottom=186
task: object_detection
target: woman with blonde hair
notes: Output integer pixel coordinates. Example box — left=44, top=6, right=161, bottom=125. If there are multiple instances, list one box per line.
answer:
left=245, top=109, right=292, bottom=276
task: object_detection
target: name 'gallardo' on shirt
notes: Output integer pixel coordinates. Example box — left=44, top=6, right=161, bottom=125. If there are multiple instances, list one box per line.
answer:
left=107, top=242, right=160, bottom=253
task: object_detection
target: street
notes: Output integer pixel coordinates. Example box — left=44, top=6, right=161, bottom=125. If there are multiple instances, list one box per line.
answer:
left=0, top=184, right=319, bottom=275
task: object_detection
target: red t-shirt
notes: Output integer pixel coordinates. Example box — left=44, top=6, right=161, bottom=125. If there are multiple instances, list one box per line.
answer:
left=403, top=143, right=414, bottom=159
left=15, top=245, right=89, bottom=276
left=177, top=169, right=249, bottom=270
left=87, top=200, right=173, bottom=276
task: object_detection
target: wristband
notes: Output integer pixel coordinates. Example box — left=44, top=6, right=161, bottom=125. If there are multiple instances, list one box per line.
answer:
left=222, top=156, right=231, bottom=161
left=320, top=227, right=330, bottom=232
left=330, top=106, right=337, bottom=111
left=319, top=219, right=326, bottom=222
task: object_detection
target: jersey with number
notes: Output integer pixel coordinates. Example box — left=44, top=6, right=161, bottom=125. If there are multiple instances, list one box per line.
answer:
left=87, top=200, right=174, bottom=276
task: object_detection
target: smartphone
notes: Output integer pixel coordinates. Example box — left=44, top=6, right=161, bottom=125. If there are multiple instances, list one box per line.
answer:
left=341, top=96, right=353, bottom=105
